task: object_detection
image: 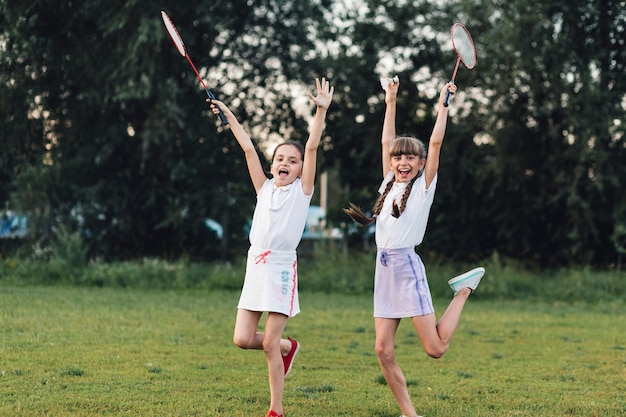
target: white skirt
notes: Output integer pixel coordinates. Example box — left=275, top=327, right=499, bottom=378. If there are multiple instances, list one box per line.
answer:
left=237, top=247, right=300, bottom=317
left=373, top=247, right=434, bottom=318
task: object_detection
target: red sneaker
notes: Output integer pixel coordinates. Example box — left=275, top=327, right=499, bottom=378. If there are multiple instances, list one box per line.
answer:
left=282, top=337, right=300, bottom=378
left=265, top=411, right=283, bottom=417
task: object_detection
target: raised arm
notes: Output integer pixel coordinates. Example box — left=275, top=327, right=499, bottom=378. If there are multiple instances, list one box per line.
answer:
left=208, top=99, right=267, bottom=193
left=300, top=77, right=334, bottom=196
left=423, top=82, right=457, bottom=188
left=381, top=77, right=399, bottom=178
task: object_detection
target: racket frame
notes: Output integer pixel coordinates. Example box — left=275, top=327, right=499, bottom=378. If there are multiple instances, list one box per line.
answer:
left=444, top=23, right=476, bottom=107
left=161, top=11, right=228, bottom=125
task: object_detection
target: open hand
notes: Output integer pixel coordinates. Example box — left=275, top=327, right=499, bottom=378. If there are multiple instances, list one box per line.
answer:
left=307, top=77, right=334, bottom=110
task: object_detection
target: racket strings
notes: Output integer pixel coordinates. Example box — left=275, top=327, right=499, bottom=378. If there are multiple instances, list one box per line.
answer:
left=452, top=26, right=476, bottom=68
left=162, top=12, right=186, bottom=56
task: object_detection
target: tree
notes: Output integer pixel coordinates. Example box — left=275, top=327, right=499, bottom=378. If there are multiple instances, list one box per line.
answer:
left=1, top=0, right=332, bottom=260
left=459, top=0, right=626, bottom=266
left=2, top=0, right=624, bottom=267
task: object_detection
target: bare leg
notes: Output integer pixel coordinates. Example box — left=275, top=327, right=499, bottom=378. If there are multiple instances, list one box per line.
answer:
left=233, top=309, right=294, bottom=354
left=375, top=318, right=418, bottom=417
left=263, top=312, right=289, bottom=415
left=412, top=287, right=471, bottom=358
left=232, top=309, right=292, bottom=415
left=375, top=288, right=473, bottom=417
left=233, top=308, right=264, bottom=349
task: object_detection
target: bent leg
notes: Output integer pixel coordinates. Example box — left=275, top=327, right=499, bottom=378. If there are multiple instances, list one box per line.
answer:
left=233, top=308, right=264, bottom=349
left=412, top=287, right=471, bottom=358
left=375, top=318, right=418, bottom=417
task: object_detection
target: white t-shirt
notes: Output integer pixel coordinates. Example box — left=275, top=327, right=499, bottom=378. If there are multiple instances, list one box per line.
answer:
left=248, top=178, right=313, bottom=251
left=375, top=171, right=437, bottom=249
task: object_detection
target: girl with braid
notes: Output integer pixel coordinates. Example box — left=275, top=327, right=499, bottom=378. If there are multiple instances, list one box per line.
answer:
left=345, top=77, right=484, bottom=417
left=208, top=77, right=334, bottom=417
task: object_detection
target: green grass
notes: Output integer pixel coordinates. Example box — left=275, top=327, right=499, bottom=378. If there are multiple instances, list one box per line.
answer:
left=0, top=287, right=624, bottom=416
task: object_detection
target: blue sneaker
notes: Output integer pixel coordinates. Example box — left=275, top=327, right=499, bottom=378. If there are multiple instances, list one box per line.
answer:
left=448, top=267, right=485, bottom=295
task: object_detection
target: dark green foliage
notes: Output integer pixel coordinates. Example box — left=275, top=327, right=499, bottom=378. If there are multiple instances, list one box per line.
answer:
left=1, top=0, right=625, bottom=267
left=456, top=0, right=626, bottom=266
left=0, top=0, right=329, bottom=261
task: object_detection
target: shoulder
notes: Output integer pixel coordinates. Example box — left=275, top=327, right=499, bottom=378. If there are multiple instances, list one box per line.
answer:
left=294, top=178, right=313, bottom=198
left=257, top=178, right=273, bottom=195
left=424, top=172, right=437, bottom=192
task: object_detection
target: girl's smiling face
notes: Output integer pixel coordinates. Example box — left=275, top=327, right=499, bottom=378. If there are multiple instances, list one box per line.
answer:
left=270, top=143, right=304, bottom=187
left=390, top=153, right=425, bottom=183
left=388, top=137, right=427, bottom=183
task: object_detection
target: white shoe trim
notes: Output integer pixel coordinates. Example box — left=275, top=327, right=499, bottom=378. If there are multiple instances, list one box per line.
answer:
left=448, top=266, right=485, bottom=295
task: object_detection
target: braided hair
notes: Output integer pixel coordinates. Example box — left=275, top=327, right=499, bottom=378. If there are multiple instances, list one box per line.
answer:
left=344, top=136, right=426, bottom=226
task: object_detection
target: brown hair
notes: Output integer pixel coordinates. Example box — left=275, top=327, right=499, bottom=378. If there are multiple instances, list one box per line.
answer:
left=344, top=136, right=425, bottom=226
left=272, top=140, right=305, bottom=161
left=389, top=136, right=426, bottom=159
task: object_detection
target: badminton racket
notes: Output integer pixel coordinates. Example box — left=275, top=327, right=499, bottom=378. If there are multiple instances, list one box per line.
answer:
left=443, top=23, right=477, bottom=107
left=161, top=10, right=228, bottom=125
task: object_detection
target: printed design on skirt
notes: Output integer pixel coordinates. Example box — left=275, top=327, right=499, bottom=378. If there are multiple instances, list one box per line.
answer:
left=273, top=269, right=291, bottom=299
left=380, top=251, right=388, bottom=267
left=255, top=250, right=272, bottom=264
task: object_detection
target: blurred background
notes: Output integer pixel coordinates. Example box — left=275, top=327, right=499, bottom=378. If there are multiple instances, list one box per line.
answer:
left=1, top=0, right=624, bottom=269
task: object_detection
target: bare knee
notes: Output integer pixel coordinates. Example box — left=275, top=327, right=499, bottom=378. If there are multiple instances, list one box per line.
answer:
left=375, top=341, right=396, bottom=366
left=262, top=337, right=282, bottom=357
left=233, top=335, right=247, bottom=349
left=233, top=334, right=254, bottom=349
left=423, top=343, right=448, bottom=359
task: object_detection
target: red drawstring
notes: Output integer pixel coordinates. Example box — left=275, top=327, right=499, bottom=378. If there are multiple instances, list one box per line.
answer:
left=254, top=250, right=272, bottom=264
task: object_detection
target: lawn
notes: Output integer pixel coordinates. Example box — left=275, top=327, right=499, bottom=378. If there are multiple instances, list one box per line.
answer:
left=0, top=286, right=624, bottom=416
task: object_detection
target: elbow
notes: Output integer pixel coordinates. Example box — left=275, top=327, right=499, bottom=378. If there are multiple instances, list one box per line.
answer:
left=429, top=141, right=443, bottom=150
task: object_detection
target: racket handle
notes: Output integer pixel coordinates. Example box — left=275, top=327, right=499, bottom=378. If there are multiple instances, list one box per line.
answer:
left=443, top=80, right=455, bottom=107
left=206, top=89, right=229, bottom=125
